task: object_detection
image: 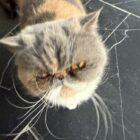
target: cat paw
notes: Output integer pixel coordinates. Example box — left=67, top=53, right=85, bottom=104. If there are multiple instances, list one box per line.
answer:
left=67, top=104, right=77, bottom=110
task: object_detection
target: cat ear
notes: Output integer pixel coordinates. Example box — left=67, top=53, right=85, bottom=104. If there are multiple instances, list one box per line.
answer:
left=0, top=35, right=22, bottom=52
left=0, top=33, right=35, bottom=52
left=80, top=8, right=103, bottom=31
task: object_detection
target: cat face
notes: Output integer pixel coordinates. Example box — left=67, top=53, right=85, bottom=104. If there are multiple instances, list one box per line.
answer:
left=0, top=10, right=108, bottom=108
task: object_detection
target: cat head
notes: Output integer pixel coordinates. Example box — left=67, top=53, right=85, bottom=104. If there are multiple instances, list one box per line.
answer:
left=0, top=10, right=108, bottom=105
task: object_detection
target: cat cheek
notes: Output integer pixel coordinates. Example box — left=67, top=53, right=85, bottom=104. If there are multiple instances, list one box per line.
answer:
left=17, top=70, right=41, bottom=92
left=18, top=69, right=34, bottom=82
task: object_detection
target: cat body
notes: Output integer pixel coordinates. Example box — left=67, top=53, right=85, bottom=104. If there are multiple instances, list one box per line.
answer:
left=16, top=0, right=86, bottom=28
left=0, top=0, right=108, bottom=110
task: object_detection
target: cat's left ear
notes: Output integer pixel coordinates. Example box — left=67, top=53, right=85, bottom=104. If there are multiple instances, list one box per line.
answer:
left=0, top=35, right=22, bottom=52
left=80, top=8, right=103, bottom=31
left=0, top=33, right=34, bottom=52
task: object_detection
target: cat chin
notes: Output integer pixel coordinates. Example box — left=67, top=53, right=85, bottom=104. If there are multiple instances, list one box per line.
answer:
left=66, top=104, right=77, bottom=110
left=44, top=78, right=101, bottom=110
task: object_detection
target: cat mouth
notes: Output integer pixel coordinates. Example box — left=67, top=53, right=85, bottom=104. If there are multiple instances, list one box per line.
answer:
left=60, top=86, right=76, bottom=98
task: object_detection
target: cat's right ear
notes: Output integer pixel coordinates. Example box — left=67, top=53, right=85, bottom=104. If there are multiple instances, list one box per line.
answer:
left=79, top=8, right=103, bottom=31
left=0, top=35, right=22, bottom=52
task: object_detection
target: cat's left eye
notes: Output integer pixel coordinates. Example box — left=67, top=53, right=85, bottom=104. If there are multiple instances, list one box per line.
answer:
left=36, top=72, right=50, bottom=80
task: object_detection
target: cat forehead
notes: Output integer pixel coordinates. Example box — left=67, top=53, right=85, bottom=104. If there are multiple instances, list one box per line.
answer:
left=22, top=20, right=70, bottom=32
left=19, top=21, right=77, bottom=49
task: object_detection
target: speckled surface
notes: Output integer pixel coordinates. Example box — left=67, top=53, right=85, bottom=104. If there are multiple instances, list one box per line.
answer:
left=0, top=0, right=140, bottom=140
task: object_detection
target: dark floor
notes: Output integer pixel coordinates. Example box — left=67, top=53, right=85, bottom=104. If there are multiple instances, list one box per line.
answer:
left=0, top=0, right=140, bottom=140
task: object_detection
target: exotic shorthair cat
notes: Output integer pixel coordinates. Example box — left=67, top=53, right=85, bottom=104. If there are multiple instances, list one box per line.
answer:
left=0, top=0, right=108, bottom=110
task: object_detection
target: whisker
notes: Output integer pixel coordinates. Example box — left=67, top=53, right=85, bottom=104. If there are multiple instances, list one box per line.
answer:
left=6, top=98, right=34, bottom=110
left=93, top=93, right=113, bottom=140
left=18, top=87, right=52, bottom=119
left=44, top=105, right=65, bottom=140
left=2, top=23, right=21, bottom=38
left=100, top=67, right=110, bottom=86
left=32, top=84, right=55, bottom=136
left=12, top=78, right=37, bottom=104
left=13, top=105, right=46, bottom=140
left=12, top=125, right=30, bottom=140
left=13, top=106, right=45, bottom=140
left=15, top=104, right=45, bottom=140
left=6, top=86, right=52, bottom=137
left=18, top=101, right=44, bottom=120
left=96, top=101, right=108, bottom=140
left=4, top=73, right=52, bottom=138
left=7, top=104, right=46, bottom=138
left=94, top=93, right=113, bottom=135
left=0, top=54, right=15, bottom=85
left=28, top=128, right=41, bottom=140
left=91, top=96, right=100, bottom=140
left=29, top=102, right=46, bottom=129
left=0, top=133, right=19, bottom=136
left=101, top=73, right=118, bottom=86
left=0, top=85, right=11, bottom=91
left=43, top=83, right=66, bottom=140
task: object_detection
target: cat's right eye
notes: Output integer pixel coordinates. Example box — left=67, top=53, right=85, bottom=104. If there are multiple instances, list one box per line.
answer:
left=66, top=61, right=86, bottom=77
left=71, top=61, right=86, bottom=71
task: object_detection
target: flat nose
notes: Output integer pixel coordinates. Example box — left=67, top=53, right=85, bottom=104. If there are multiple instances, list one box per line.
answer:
left=56, top=75, right=64, bottom=80
left=55, top=70, right=67, bottom=80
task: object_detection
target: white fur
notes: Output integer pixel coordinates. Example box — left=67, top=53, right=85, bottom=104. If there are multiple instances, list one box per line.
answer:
left=45, top=76, right=102, bottom=110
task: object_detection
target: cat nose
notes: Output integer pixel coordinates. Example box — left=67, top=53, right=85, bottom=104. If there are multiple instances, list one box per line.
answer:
left=55, top=71, right=66, bottom=80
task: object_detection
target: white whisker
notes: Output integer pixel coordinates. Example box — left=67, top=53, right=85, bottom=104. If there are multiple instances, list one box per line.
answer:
left=43, top=84, right=66, bottom=140
left=18, top=87, right=51, bottom=119
left=92, top=95, right=108, bottom=140
left=18, top=101, right=44, bottom=120
left=0, top=54, right=15, bottom=85
left=12, top=78, right=36, bottom=104
left=100, top=67, right=110, bottom=86
left=44, top=105, right=65, bottom=140
left=96, top=101, right=108, bottom=140
left=13, top=125, right=30, bottom=140
left=7, top=86, right=52, bottom=137
left=0, top=133, right=19, bottom=136
left=29, top=128, right=41, bottom=140
left=91, top=96, right=100, bottom=140
left=29, top=103, right=46, bottom=129
left=8, top=104, right=46, bottom=138
left=94, top=93, right=113, bottom=136
left=0, top=85, right=11, bottom=91
left=13, top=103, right=46, bottom=140
left=91, top=92, right=113, bottom=140
left=6, top=98, right=34, bottom=109
left=3, top=23, right=21, bottom=38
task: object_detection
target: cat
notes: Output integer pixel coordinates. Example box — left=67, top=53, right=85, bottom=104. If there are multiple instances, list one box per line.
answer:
left=0, top=0, right=108, bottom=110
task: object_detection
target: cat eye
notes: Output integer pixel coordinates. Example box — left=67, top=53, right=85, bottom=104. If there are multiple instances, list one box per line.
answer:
left=71, top=61, right=86, bottom=71
left=78, top=61, right=86, bottom=69
left=66, top=61, right=86, bottom=77
left=36, top=72, right=50, bottom=80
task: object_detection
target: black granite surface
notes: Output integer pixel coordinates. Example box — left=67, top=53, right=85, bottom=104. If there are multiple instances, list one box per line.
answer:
left=0, top=0, right=140, bottom=140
